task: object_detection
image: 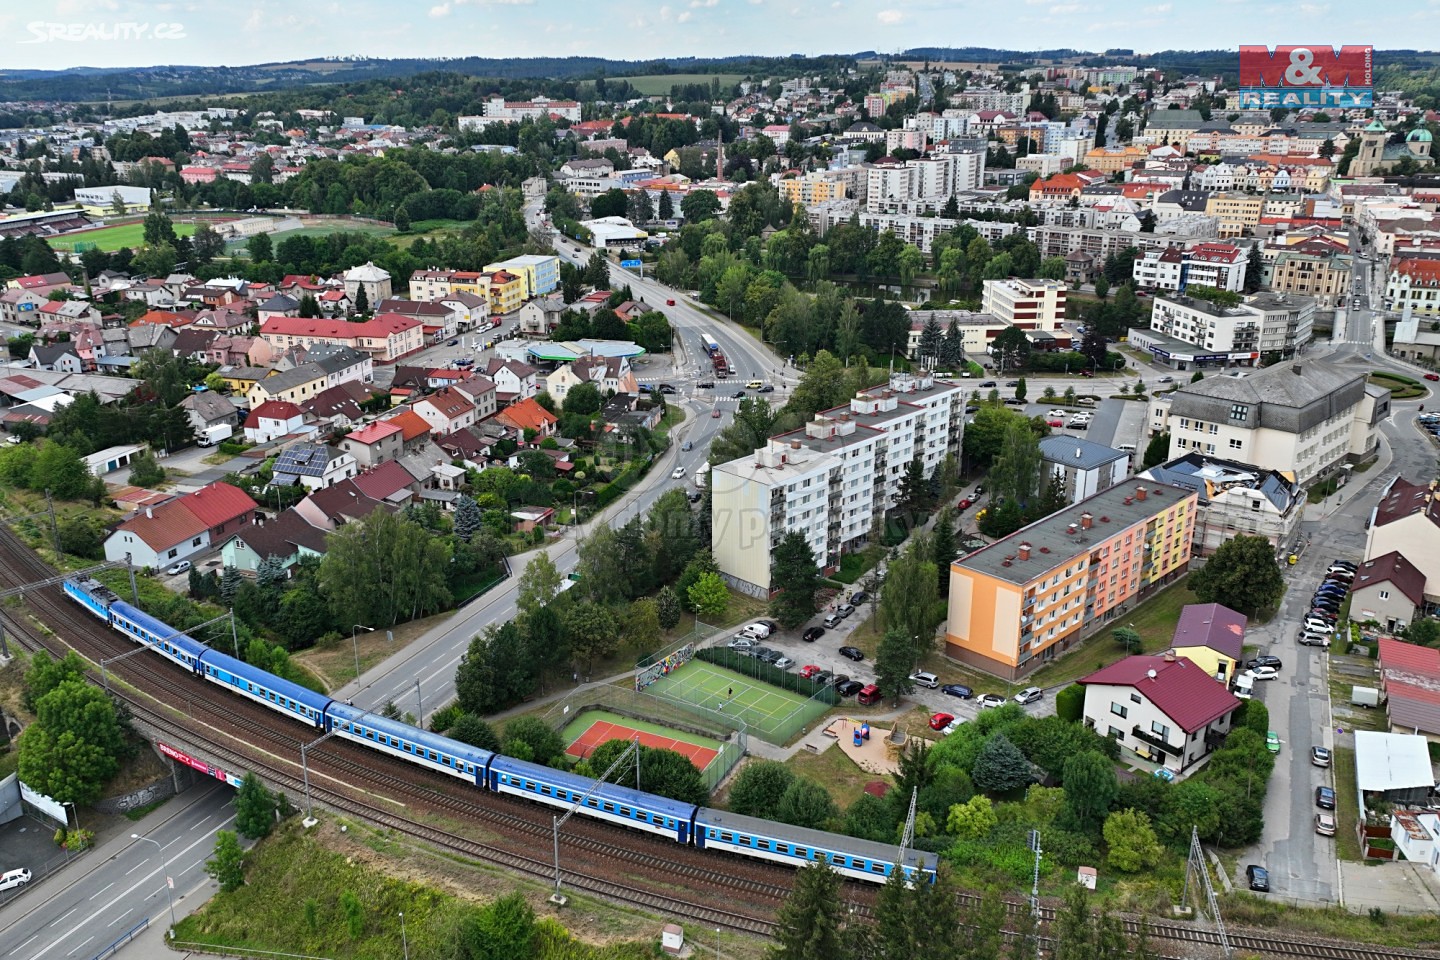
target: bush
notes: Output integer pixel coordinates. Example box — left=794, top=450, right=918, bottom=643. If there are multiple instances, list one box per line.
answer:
left=694, top=646, right=839, bottom=704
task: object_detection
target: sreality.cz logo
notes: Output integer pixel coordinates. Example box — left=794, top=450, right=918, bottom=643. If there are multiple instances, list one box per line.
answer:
left=1237, top=44, right=1373, bottom=109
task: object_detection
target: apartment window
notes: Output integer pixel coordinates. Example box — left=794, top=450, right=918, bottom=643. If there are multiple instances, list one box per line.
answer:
left=1108, top=726, right=1125, bottom=740
left=1229, top=438, right=1243, bottom=450
left=1110, top=703, right=1128, bottom=719
left=1229, top=404, right=1248, bottom=422
left=1151, top=721, right=1170, bottom=740
left=1130, top=693, right=1141, bottom=704
left=1379, top=589, right=1389, bottom=600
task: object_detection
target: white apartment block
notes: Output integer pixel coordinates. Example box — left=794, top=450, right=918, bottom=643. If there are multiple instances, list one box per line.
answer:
left=458, top=97, right=581, bottom=129
left=864, top=153, right=983, bottom=213
left=1159, top=360, right=1387, bottom=486
left=1133, top=243, right=1248, bottom=294
left=711, top=372, right=965, bottom=596
left=981, top=278, right=1067, bottom=332
left=856, top=213, right=1017, bottom=254
left=1138, top=291, right=1311, bottom=363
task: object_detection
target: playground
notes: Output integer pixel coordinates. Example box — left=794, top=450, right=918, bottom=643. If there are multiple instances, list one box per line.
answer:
left=561, top=710, right=723, bottom=772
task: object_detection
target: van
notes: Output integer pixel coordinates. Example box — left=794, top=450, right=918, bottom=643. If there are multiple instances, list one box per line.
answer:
left=857, top=684, right=881, bottom=705
left=741, top=622, right=771, bottom=639
left=0, top=868, right=30, bottom=892
left=746, top=380, right=763, bottom=390
left=908, top=671, right=939, bottom=689
left=1117, top=443, right=1137, bottom=453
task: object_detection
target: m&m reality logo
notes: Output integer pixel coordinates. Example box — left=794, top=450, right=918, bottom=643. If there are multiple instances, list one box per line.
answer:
left=1237, top=45, right=1373, bottom=109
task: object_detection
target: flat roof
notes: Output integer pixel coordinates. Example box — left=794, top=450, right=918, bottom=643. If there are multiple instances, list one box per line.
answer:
left=1354, top=731, right=1434, bottom=792
left=955, top=480, right=1193, bottom=585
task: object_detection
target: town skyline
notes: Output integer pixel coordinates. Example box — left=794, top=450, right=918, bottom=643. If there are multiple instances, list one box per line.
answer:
left=0, top=0, right=1422, bottom=73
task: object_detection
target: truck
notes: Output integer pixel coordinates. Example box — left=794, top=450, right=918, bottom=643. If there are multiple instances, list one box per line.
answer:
left=694, top=463, right=710, bottom=490
left=1350, top=685, right=1382, bottom=708
left=197, top=423, right=234, bottom=447
left=711, top=350, right=730, bottom=378
left=701, top=334, right=720, bottom=355
left=1232, top=672, right=1253, bottom=700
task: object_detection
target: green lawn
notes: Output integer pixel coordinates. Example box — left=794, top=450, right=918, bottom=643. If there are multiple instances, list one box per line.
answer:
left=601, top=73, right=745, bottom=96
left=51, top=221, right=197, bottom=252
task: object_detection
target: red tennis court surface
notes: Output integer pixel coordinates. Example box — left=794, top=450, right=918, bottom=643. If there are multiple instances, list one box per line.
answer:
left=565, top=720, right=719, bottom=771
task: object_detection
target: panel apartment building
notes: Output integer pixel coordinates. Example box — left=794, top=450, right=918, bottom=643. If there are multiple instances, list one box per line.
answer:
left=1129, top=291, right=1313, bottom=371
left=945, top=481, right=1198, bottom=680
left=711, top=372, right=965, bottom=596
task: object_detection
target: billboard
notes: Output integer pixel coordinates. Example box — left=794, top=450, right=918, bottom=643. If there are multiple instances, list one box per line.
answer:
left=1237, top=45, right=1373, bottom=109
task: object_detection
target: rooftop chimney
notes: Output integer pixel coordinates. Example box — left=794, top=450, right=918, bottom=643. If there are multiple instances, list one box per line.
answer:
left=1081, top=513, right=1093, bottom=530
left=145, top=506, right=153, bottom=519
left=1136, top=486, right=1148, bottom=501
left=1292, top=363, right=1303, bottom=375
left=1018, top=542, right=1032, bottom=561
left=1067, top=523, right=1078, bottom=535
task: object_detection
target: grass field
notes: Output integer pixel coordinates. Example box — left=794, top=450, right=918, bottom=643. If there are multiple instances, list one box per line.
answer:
left=560, top=709, right=724, bottom=770
left=653, top=661, right=814, bottom=739
left=606, top=73, right=745, bottom=96
left=51, top=221, right=197, bottom=252
left=224, top=221, right=397, bottom=251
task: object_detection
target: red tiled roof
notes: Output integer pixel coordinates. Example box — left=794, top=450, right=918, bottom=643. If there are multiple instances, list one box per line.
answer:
left=261, top=314, right=420, bottom=339
left=383, top=409, right=431, bottom=442
left=346, top=420, right=402, bottom=445
left=179, top=481, right=258, bottom=530
left=1394, top=259, right=1440, bottom=285
left=1352, top=551, right=1427, bottom=607
left=1372, top=477, right=1440, bottom=530
left=496, top=397, right=557, bottom=432
left=1079, top=654, right=1241, bottom=732
left=244, top=400, right=303, bottom=428
left=1170, top=603, right=1247, bottom=660
left=114, top=498, right=208, bottom=552
left=1378, top=637, right=1440, bottom=677
left=351, top=461, right=414, bottom=501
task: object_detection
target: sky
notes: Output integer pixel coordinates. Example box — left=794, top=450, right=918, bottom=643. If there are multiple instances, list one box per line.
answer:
left=0, top=0, right=1432, bottom=72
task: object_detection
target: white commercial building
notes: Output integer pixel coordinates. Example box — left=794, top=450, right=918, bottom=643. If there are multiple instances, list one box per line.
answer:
left=580, top=217, right=648, bottom=250
left=1133, top=291, right=1313, bottom=369
left=980, top=278, right=1067, bottom=332
left=712, top=372, right=965, bottom=596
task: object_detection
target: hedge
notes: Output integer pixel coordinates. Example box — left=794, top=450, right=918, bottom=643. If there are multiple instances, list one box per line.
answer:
left=695, top=646, right=840, bottom=706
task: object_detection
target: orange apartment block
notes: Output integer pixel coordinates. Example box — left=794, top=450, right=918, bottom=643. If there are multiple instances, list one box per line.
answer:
left=945, top=481, right=1197, bottom=680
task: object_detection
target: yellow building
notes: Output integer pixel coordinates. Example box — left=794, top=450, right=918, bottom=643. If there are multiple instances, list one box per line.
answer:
left=1167, top=602, right=1246, bottom=686
left=945, top=482, right=1197, bottom=680
left=1082, top=146, right=1148, bottom=174
left=777, top=176, right=848, bottom=206
left=483, top=270, right=526, bottom=316
left=1204, top=192, right=1264, bottom=238
left=220, top=366, right=275, bottom=396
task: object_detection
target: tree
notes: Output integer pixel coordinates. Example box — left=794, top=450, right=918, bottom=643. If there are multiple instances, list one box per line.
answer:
left=770, top=531, right=821, bottom=629
left=917, top=314, right=943, bottom=361
left=931, top=508, right=957, bottom=598
left=879, top=538, right=938, bottom=658
left=1055, top=683, right=1085, bottom=722
left=501, top=715, right=565, bottom=766
left=563, top=381, right=603, bottom=416
left=875, top=628, right=917, bottom=706
left=1094, top=275, right=1109, bottom=300
left=946, top=794, right=997, bottom=840
left=516, top=551, right=562, bottom=617
left=656, top=586, right=682, bottom=630
left=970, top=733, right=1034, bottom=795
left=681, top=189, right=721, bottom=223
left=31, top=442, right=92, bottom=500
left=247, top=232, right=273, bottom=262
left=127, top=451, right=165, bottom=487
left=1141, top=431, right=1170, bottom=470
left=770, top=862, right=846, bottom=960
left=1062, top=752, right=1118, bottom=834
left=687, top=572, right=729, bottom=620
left=590, top=188, right=629, bottom=220
left=788, top=350, right=852, bottom=422
left=234, top=772, right=277, bottom=839
left=455, top=621, right=536, bottom=714
left=449, top=714, right=501, bottom=751
left=1103, top=808, right=1164, bottom=872
left=562, top=600, right=621, bottom=671
left=1189, top=534, right=1285, bottom=616
left=452, top=493, right=482, bottom=543
left=353, top=285, right=368, bottom=316
left=393, top=205, right=411, bottom=232
left=17, top=679, right=125, bottom=806
left=1402, top=618, right=1440, bottom=648
left=142, top=210, right=177, bottom=246
left=1039, top=256, right=1068, bottom=280
left=1112, top=626, right=1142, bottom=654
left=318, top=509, right=453, bottom=627
left=896, top=453, right=928, bottom=516
left=775, top=777, right=840, bottom=830
left=658, top=190, right=674, bottom=220
left=989, top=325, right=1031, bottom=373
left=461, top=892, right=536, bottom=960
left=206, top=830, right=245, bottom=892
left=1190, top=369, right=1204, bottom=383
left=729, top=760, right=795, bottom=817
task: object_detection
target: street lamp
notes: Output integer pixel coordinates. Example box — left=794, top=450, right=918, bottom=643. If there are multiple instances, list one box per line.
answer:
left=351, top=624, right=373, bottom=681
left=131, top=833, right=177, bottom=930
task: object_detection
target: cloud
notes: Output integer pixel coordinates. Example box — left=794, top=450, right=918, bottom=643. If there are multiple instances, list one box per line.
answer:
left=876, top=8, right=905, bottom=23
left=1049, top=3, right=1080, bottom=12
left=1144, top=1, right=1171, bottom=10
left=429, top=3, right=451, bottom=15
left=690, top=0, right=720, bottom=6
left=1296, top=1, right=1327, bottom=11
left=678, top=9, right=693, bottom=21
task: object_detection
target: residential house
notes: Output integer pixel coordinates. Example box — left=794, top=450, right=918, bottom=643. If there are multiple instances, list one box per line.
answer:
left=127, top=323, right=178, bottom=355
left=495, top=397, right=558, bottom=438
left=102, top=481, right=257, bottom=569
left=438, top=291, right=489, bottom=329
left=382, top=409, right=433, bottom=454
left=293, top=479, right=394, bottom=531
left=301, top=382, right=375, bottom=433
left=411, top=388, right=477, bottom=436
left=376, top=299, right=458, bottom=340
left=450, top=374, right=499, bottom=420
left=256, top=294, right=301, bottom=323
left=343, top=261, right=392, bottom=306
left=1038, top=436, right=1129, bottom=504
left=517, top=295, right=565, bottom=336
left=1167, top=602, right=1247, bottom=686
left=483, top=358, right=538, bottom=401
left=259, top=314, right=424, bottom=363
left=218, top=508, right=330, bottom=573
left=178, top=391, right=240, bottom=438
left=246, top=363, right=329, bottom=409
left=1078, top=653, right=1242, bottom=774
left=243, top=400, right=306, bottom=443
left=218, top=365, right=274, bottom=398
left=340, top=420, right=404, bottom=468
left=0, top=288, right=50, bottom=326
left=1350, top=551, right=1427, bottom=636
left=37, top=298, right=101, bottom=326
left=351, top=460, right=418, bottom=506
left=171, top=327, right=220, bottom=361
left=28, top=344, right=84, bottom=373
left=271, top=442, right=359, bottom=491
left=1376, top=638, right=1440, bottom=740
left=546, top=354, right=639, bottom=401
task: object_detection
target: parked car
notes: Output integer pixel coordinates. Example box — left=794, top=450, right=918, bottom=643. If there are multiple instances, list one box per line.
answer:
left=1158, top=375, right=1175, bottom=383
left=1329, top=559, right=1357, bottom=571
left=835, top=603, right=855, bottom=618
left=812, top=671, right=834, bottom=686
left=732, top=390, right=746, bottom=398
left=1047, top=409, right=1068, bottom=418
left=1246, top=655, right=1282, bottom=671
left=1246, top=666, right=1280, bottom=681
left=957, top=498, right=973, bottom=510
left=1315, top=786, right=1336, bottom=810
left=742, top=622, right=772, bottom=639
left=658, top=384, right=677, bottom=394
left=1246, top=865, right=1270, bottom=892
left=754, top=649, right=782, bottom=664
left=823, top=613, right=843, bottom=629
left=836, top=679, right=864, bottom=697
left=941, top=683, right=973, bottom=699
left=929, top=712, right=956, bottom=731
left=1014, top=686, right=1044, bottom=705
left=712, top=409, right=722, bottom=418
left=1047, top=418, right=1064, bottom=427
left=165, top=559, right=192, bottom=575
left=1298, top=631, right=1331, bottom=647
left=0, top=868, right=31, bottom=892
left=1068, top=418, right=1090, bottom=429
left=772, top=654, right=795, bottom=669
left=1311, top=745, right=1332, bottom=767
left=1266, top=731, right=1281, bottom=754
left=977, top=693, right=1007, bottom=709
left=799, top=664, right=822, bottom=679
left=688, top=491, right=702, bottom=504
left=1315, top=813, right=1337, bottom=836
left=727, top=635, right=758, bottom=650
left=802, top=626, right=825, bottom=642
left=941, top=719, right=965, bottom=736
left=838, top=645, right=865, bottom=662
left=909, top=671, right=939, bottom=689
left=829, top=674, right=851, bottom=689
left=850, top=591, right=869, bottom=606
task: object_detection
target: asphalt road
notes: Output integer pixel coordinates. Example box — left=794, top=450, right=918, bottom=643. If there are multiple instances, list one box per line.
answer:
left=0, top=784, right=235, bottom=960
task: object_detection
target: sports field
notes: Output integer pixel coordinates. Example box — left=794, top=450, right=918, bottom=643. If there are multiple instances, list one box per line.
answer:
left=51, top=221, right=197, bottom=252
left=561, top=710, right=723, bottom=771
left=652, top=661, right=818, bottom=741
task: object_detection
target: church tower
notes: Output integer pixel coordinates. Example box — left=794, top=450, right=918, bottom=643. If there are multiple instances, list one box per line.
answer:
left=1349, top=119, right=1388, bottom=178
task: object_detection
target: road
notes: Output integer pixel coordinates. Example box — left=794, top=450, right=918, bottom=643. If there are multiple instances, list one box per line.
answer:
left=0, top=784, right=235, bottom=960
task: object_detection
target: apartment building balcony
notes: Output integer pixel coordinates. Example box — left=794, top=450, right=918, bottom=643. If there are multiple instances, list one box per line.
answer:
left=1129, top=724, right=1182, bottom=758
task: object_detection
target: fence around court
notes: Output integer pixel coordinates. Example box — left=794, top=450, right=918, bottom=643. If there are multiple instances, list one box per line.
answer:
left=541, top=682, right=747, bottom=793
left=690, top=646, right=838, bottom=745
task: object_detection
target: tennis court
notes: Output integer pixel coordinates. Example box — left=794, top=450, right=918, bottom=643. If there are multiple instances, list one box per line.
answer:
left=562, top=710, right=722, bottom=771
left=658, top=662, right=817, bottom=740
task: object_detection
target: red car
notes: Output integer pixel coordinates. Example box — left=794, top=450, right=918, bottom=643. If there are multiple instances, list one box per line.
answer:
left=957, top=498, right=973, bottom=511
left=1047, top=418, right=1063, bottom=427
left=929, top=712, right=956, bottom=731
left=666, top=298, right=676, bottom=306
left=799, top=664, right=822, bottom=679
left=1425, top=373, right=1440, bottom=381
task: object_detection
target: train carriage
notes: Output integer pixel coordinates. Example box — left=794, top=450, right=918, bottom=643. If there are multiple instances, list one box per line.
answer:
left=694, top=808, right=938, bottom=885
left=64, top=577, right=118, bottom=621
left=324, top=702, right=490, bottom=786
left=107, top=600, right=209, bottom=675
left=489, top=756, right=696, bottom=842
left=199, top=649, right=331, bottom=729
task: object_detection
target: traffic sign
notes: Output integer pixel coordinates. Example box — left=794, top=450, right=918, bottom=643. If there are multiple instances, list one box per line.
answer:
left=620, top=259, right=643, bottom=268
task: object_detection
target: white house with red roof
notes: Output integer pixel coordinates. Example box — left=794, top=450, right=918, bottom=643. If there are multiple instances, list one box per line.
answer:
left=410, top=388, right=477, bottom=436
left=339, top=419, right=404, bottom=468
left=259, top=314, right=423, bottom=363
left=244, top=400, right=306, bottom=443
left=102, top=481, right=257, bottom=569
left=1386, top=259, right=1440, bottom=317
left=1078, top=652, right=1242, bottom=774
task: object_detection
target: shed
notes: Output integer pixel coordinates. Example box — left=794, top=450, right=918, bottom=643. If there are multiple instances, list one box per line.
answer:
left=1355, top=731, right=1435, bottom=810
left=83, top=444, right=144, bottom=477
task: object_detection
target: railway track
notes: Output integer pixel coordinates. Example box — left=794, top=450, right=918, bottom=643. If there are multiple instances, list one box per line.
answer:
left=2, top=524, right=1438, bottom=959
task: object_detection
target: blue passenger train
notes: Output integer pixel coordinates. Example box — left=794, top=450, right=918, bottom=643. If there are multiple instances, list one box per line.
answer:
left=64, top=576, right=937, bottom=885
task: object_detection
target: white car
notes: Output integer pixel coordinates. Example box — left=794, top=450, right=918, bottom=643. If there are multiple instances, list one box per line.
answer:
left=1302, top=619, right=1335, bottom=634
left=1245, top=666, right=1280, bottom=681
left=671, top=466, right=687, bottom=479
left=165, top=560, right=192, bottom=576
left=1047, top=409, right=1067, bottom=418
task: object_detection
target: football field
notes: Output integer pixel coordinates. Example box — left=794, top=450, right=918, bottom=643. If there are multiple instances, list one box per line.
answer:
left=51, top=221, right=197, bottom=252
left=655, top=661, right=818, bottom=741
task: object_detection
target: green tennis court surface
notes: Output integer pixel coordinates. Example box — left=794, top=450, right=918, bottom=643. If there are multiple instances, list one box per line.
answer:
left=656, top=662, right=816, bottom=738
left=560, top=709, right=724, bottom=771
